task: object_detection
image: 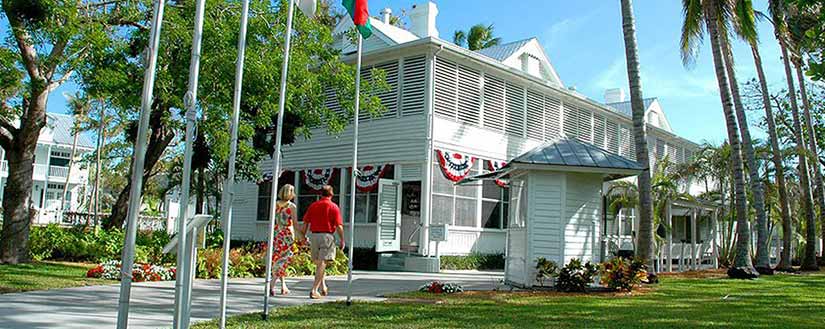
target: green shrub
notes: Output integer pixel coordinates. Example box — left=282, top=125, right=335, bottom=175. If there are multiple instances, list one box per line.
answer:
left=197, top=248, right=224, bottom=279
left=535, top=257, right=559, bottom=287
left=440, top=253, right=505, bottom=270
left=599, top=257, right=647, bottom=292
left=29, top=224, right=68, bottom=260
left=556, top=258, right=598, bottom=292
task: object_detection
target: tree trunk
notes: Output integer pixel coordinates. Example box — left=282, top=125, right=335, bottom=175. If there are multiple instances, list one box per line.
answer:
left=61, top=109, right=85, bottom=213
left=620, top=0, right=654, bottom=269
left=779, top=45, right=818, bottom=271
left=0, top=91, right=48, bottom=264
left=196, top=166, right=205, bottom=215
left=704, top=2, right=756, bottom=275
left=94, top=105, right=105, bottom=231
left=752, top=45, right=793, bottom=271
left=794, top=62, right=823, bottom=271
left=105, top=108, right=174, bottom=230
left=720, top=39, right=769, bottom=272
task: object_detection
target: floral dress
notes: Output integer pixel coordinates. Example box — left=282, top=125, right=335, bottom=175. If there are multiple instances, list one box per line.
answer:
left=272, top=203, right=296, bottom=278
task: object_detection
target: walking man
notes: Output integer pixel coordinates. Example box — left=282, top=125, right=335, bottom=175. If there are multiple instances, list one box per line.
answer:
left=300, top=185, right=345, bottom=299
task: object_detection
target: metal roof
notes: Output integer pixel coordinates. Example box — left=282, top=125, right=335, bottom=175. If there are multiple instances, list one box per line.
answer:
left=605, top=98, right=657, bottom=117
left=47, top=113, right=96, bottom=149
left=510, top=138, right=644, bottom=172
left=475, top=38, right=533, bottom=62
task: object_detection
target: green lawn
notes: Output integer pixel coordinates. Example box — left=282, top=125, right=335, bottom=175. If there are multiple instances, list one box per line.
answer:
left=0, top=261, right=115, bottom=293
left=195, top=271, right=825, bottom=328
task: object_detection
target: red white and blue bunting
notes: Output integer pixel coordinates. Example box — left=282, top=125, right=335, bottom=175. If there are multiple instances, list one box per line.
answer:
left=351, top=164, right=388, bottom=193
left=302, top=168, right=336, bottom=191
left=259, top=169, right=287, bottom=183
left=487, top=160, right=508, bottom=188
left=436, top=149, right=478, bottom=182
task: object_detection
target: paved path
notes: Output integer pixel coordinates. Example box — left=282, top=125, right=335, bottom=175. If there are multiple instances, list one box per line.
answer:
left=0, top=270, right=502, bottom=329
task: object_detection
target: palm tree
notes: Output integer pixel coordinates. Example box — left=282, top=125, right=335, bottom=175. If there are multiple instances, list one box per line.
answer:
left=769, top=0, right=819, bottom=271
left=681, top=0, right=756, bottom=276
left=453, top=24, right=502, bottom=51
left=717, top=0, right=771, bottom=273
left=619, top=0, right=655, bottom=270
left=61, top=95, right=90, bottom=214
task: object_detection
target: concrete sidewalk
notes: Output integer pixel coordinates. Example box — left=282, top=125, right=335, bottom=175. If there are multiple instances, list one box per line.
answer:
left=0, top=271, right=502, bottom=329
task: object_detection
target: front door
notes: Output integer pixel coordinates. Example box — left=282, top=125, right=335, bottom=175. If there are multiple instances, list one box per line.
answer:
left=400, top=181, right=421, bottom=253
left=375, top=179, right=402, bottom=252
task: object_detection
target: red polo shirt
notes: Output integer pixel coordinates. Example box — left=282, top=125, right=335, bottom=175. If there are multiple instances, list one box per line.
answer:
left=302, top=196, right=343, bottom=233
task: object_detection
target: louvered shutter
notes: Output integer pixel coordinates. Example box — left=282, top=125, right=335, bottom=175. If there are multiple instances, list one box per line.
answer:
left=372, top=61, right=399, bottom=118
left=401, top=56, right=426, bottom=116
left=563, top=103, right=577, bottom=138
left=576, top=108, right=592, bottom=143
left=593, top=113, right=606, bottom=149
left=434, top=57, right=458, bottom=119
left=505, top=82, right=525, bottom=137
left=457, top=65, right=481, bottom=125
left=606, top=120, right=619, bottom=154
left=483, top=75, right=505, bottom=132
left=544, top=96, right=562, bottom=140
left=526, top=90, right=544, bottom=141
left=324, top=85, right=343, bottom=116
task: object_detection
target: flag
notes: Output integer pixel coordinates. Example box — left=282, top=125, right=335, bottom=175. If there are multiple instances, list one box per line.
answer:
left=342, top=0, right=372, bottom=39
left=297, top=0, right=316, bottom=18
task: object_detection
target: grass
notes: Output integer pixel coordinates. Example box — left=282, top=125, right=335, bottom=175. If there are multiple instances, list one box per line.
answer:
left=195, top=270, right=825, bottom=328
left=0, top=261, right=115, bottom=293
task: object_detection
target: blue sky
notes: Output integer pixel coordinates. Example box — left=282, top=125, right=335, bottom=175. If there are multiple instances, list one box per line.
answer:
left=47, top=0, right=788, bottom=144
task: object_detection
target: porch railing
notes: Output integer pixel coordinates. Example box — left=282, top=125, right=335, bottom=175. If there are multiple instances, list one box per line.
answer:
left=1, top=160, right=7, bottom=176
left=59, top=211, right=168, bottom=232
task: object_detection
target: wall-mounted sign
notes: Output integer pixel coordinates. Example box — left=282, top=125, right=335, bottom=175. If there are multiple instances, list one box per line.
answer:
left=430, top=224, right=449, bottom=242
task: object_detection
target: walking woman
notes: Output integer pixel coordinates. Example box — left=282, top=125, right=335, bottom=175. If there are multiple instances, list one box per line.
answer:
left=270, top=184, right=298, bottom=296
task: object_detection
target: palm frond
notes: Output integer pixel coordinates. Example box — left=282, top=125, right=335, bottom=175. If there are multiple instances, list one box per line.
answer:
left=681, top=0, right=706, bottom=67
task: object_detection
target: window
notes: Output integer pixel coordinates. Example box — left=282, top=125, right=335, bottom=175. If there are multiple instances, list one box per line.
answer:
left=296, top=170, right=340, bottom=222
left=508, top=177, right=528, bottom=228
left=431, top=155, right=478, bottom=228
left=50, top=157, right=70, bottom=167
left=256, top=171, right=295, bottom=221
left=340, top=165, right=395, bottom=223
left=481, top=161, right=509, bottom=230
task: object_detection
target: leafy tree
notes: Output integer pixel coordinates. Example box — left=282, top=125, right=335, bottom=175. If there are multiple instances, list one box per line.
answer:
left=0, top=0, right=126, bottom=264
left=453, top=24, right=502, bottom=51
left=80, top=0, right=387, bottom=229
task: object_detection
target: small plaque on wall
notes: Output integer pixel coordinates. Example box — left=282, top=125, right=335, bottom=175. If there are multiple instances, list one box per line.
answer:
left=430, top=224, right=449, bottom=242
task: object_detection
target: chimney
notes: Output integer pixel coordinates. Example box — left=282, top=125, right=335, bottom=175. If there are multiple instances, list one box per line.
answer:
left=409, top=1, right=439, bottom=38
left=380, top=8, right=392, bottom=25
left=604, top=88, right=626, bottom=103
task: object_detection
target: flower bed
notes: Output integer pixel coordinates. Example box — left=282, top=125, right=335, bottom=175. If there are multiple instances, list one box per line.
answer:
left=86, top=260, right=175, bottom=282
left=419, top=281, right=464, bottom=294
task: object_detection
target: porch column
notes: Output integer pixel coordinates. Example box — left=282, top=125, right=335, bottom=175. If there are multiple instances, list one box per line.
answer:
left=419, top=53, right=436, bottom=257
left=691, top=207, right=698, bottom=270
left=666, top=202, right=673, bottom=272
left=39, top=144, right=52, bottom=224
left=712, top=209, right=719, bottom=269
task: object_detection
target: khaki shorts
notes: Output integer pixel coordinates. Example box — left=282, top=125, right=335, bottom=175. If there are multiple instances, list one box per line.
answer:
left=309, top=233, right=336, bottom=261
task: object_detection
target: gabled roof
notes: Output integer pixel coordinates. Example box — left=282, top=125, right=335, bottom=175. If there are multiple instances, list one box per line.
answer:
left=46, top=113, right=96, bottom=149
left=333, top=17, right=419, bottom=53
left=476, top=38, right=533, bottom=62
left=605, top=98, right=657, bottom=117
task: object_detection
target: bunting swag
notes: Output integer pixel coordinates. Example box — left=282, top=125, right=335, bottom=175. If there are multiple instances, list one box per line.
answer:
left=259, top=169, right=287, bottom=183
left=303, top=168, right=336, bottom=191
left=352, top=165, right=387, bottom=192
left=487, top=160, right=508, bottom=188
left=436, top=149, right=477, bottom=182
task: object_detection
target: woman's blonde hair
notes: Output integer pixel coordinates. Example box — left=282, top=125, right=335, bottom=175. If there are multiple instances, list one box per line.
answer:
left=277, top=184, right=295, bottom=206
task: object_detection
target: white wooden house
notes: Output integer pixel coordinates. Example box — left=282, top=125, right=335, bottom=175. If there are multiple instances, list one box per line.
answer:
left=228, top=1, right=703, bottom=271
left=0, top=113, right=94, bottom=224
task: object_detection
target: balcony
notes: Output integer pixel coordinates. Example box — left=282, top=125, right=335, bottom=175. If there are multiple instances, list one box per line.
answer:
left=33, top=164, right=87, bottom=184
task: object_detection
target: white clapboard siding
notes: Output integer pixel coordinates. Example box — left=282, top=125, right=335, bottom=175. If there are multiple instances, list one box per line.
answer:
left=434, top=57, right=458, bottom=119
left=433, top=116, right=543, bottom=163
left=434, top=229, right=506, bottom=255
left=563, top=173, right=602, bottom=264
left=270, top=115, right=427, bottom=170
left=457, top=65, right=482, bottom=125
left=593, top=113, right=606, bottom=149
left=505, top=82, right=526, bottom=137
left=528, top=172, right=564, bottom=265
left=506, top=228, right=528, bottom=285
left=401, top=55, right=427, bottom=116
left=606, top=119, right=619, bottom=154
left=229, top=181, right=262, bottom=241
left=544, top=96, right=562, bottom=140
left=526, top=89, right=544, bottom=141
left=483, top=74, right=506, bottom=132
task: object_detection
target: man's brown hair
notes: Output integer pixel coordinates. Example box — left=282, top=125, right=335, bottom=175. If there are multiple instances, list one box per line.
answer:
left=321, top=185, right=334, bottom=197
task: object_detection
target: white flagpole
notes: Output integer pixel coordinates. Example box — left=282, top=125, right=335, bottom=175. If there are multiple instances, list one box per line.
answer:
left=173, top=0, right=207, bottom=327
left=218, top=0, right=250, bottom=327
left=115, top=0, right=165, bottom=328
left=263, top=0, right=296, bottom=320
left=346, top=34, right=363, bottom=307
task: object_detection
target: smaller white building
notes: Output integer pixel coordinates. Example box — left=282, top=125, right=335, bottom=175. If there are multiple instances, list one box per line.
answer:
left=463, top=138, right=642, bottom=288
left=0, top=113, right=95, bottom=224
